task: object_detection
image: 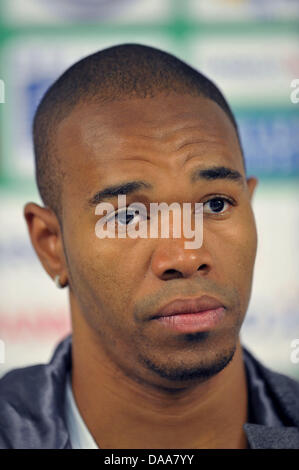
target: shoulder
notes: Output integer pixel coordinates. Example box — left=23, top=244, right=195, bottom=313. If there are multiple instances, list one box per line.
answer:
left=0, top=334, right=72, bottom=400
left=243, top=346, right=299, bottom=427
left=0, top=335, right=72, bottom=449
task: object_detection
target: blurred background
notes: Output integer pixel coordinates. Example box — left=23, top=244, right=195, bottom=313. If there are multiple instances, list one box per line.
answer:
left=0, top=0, right=298, bottom=379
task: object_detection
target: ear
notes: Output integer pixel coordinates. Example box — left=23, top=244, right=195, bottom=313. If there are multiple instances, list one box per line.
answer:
left=23, top=202, right=68, bottom=287
left=246, top=177, right=258, bottom=202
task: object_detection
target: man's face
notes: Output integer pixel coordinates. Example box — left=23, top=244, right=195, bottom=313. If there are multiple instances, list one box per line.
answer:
left=56, top=94, right=257, bottom=387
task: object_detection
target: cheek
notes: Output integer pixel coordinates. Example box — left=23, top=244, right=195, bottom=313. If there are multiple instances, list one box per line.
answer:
left=207, top=208, right=257, bottom=287
left=237, top=209, right=258, bottom=272
left=63, top=216, right=146, bottom=317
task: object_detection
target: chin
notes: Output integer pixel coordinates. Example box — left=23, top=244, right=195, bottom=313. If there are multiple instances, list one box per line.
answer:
left=138, top=341, right=237, bottom=386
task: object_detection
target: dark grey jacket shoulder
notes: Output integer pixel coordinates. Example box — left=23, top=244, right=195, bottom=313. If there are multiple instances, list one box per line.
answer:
left=242, top=347, right=299, bottom=449
left=0, top=334, right=298, bottom=449
left=0, top=335, right=72, bottom=449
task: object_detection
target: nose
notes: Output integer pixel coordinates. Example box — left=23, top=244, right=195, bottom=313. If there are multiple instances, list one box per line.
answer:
left=150, top=238, right=212, bottom=281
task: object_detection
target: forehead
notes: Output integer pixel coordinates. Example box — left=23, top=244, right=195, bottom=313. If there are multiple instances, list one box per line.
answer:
left=56, top=94, right=243, bottom=194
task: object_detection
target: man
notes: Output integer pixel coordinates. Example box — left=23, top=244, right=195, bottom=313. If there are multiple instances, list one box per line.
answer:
left=0, top=44, right=298, bottom=449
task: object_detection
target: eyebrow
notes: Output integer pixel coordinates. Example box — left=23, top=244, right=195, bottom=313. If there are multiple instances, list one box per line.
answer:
left=88, top=181, right=152, bottom=206
left=88, top=166, right=243, bottom=207
left=191, top=165, right=243, bottom=184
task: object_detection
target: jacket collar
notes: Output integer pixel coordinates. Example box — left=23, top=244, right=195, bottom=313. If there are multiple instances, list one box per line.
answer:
left=50, top=334, right=73, bottom=449
left=244, top=423, right=299, bottom=449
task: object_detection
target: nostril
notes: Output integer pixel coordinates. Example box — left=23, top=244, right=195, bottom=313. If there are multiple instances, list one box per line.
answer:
left=162, top=269, right=183, bottom=281
left=197, top=264, right=208, bottom=271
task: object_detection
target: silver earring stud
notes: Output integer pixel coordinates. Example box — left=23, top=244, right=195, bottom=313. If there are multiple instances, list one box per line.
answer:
left=54, top=275, right=63, bottom=289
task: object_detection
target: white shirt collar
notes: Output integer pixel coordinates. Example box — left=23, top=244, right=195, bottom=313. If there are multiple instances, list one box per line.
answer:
left=65, top=373, right=99, bottom=449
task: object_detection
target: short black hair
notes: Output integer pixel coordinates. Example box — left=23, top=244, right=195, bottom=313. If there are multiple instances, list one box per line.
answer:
left=33, top=43, right=244, bottom=221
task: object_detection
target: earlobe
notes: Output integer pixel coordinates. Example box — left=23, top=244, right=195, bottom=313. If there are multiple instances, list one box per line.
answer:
left=23, top=202, right=67, bottom=282
left=54, top=274, right=69, bottom=289
left=246, top=177, right=258, bottom=202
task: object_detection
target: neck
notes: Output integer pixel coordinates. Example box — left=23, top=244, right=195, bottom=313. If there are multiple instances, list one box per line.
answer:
left=70, top=317, right=248, bottom=449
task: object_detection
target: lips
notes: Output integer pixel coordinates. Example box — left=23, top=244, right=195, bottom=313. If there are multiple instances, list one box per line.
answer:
left=151, top=295, right=226, bottom=333
left=152, top=295, right=225, bottom=319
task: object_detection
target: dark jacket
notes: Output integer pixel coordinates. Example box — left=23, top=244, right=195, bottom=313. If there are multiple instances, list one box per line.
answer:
left=0, top=334, right=299, bottom=449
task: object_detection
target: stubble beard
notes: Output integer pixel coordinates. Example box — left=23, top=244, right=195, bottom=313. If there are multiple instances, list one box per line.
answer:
left=137, top=331, right=237, bottom=384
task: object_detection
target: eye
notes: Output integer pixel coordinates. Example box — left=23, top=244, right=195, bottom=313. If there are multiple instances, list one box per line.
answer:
left=108, top=205, right=148, bottom=226
left=115, top=208, right=136, bottom=225
left=203, top=197, right=233, bottom=215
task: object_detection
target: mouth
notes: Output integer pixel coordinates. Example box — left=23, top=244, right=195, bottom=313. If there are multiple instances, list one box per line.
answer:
left=151, top=295, right=226, bottom=333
